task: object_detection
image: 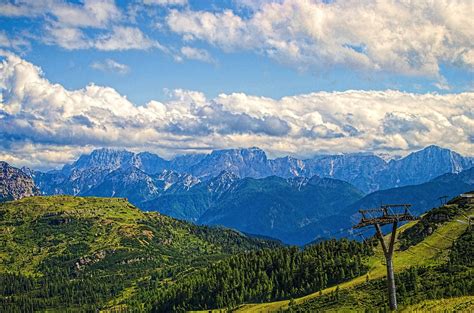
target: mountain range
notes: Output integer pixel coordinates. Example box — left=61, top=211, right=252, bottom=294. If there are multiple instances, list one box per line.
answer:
left=345, top=167, right=474, bottom=216
left=33, top=145, right=473, bottom=195
left=2, top=145, right=473, bottom=244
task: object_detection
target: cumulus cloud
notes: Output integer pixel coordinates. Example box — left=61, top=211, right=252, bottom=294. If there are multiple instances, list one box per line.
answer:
left=382, top=112, right=429, bottom=135
left=166, top=0, right=474, bottom=77
left=0, top=52, right=473, bottom=168
left=91, top=59, right=130, bottom=74
left=191, top=102, right=290, bottom=136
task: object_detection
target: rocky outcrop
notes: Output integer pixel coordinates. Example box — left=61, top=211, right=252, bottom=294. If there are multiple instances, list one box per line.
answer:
left=0, top=161, right=40, bottom=202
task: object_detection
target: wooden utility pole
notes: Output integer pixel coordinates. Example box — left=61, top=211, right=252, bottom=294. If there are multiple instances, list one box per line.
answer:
left=353, top=204, right=418, bottom=311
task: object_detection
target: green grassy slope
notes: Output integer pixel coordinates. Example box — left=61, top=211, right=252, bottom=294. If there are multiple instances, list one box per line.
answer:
left=226, top=194, right=474, bottom=312
left=0, top=196, right=279, bottom=311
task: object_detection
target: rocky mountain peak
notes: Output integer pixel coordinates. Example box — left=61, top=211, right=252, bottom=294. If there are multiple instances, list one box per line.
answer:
left=134, top=152, right=169, bottom=174
left=208, top=147, right=267, bottom=160
left=69, top=148, right=135, bottom=172
left=157, top=169, right=200, bottom=191
left=20, top=166, right=35, bottom=178
left=376, top=145, right=474, bottom=189
left=0, top=161, right=40, bottom=201
left=406, top=145, right=460, bottom=161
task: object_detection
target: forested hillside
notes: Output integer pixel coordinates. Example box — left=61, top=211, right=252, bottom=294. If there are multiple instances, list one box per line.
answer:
left=0, top=196, right=278, bottom=311
left=290, top=219, right=473, bottom=311
left=236, top=193, right=474, bottom=312
left=150, top=240, right=372, bottom=312
left=1, top=193, right=472, bottom=312
left=0, top=196, right=373, bottom=312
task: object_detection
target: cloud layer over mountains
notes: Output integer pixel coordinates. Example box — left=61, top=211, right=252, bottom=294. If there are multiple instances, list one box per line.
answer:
left=0, top=51, right=473, bottom=169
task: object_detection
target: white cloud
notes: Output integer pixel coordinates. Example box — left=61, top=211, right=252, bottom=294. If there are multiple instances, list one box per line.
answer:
left=180, top=46, right=215, bottom=63
left=0, top=1, right=164, bottom=52
left=0, top=52, right=473, bottom=168
left=0, top=0, right=122, bottom=28
left=167, top=0, right=474, bottom=77
left=43, top=25, right=164, bottom=51
left=91, top=59, right=130, bottom=74
left=0, top=142, right=92, bottom=171
left=43, top=24, right=92, bottom=50
left=94, top=26, right=165, bottom=51
left=0, top=30, right=30, bottom=51
left=0, top=1, right=47, bottom=18
left=53, top=0, right=122, bottom=28
left=433, top=76, right=451, bottom=91
left=168, top=9, right=252, bottom=51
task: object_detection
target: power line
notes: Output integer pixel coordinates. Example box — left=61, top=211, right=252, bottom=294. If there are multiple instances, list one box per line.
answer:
left=432, top=230, right=457, bottom=241
left=420, top=241, right=442, bottom=252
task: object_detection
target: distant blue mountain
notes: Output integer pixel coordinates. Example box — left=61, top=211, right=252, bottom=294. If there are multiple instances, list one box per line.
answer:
left=33, top=145, right=473, bottom=195
left=25, top=145, right=473, bottom=244
left=373, top=145, right=473, bottom=191
left=343, top=167, right=474, bottom=225
left=153, top=145, right=473, bottom=193
left=196, top=175, right=364, bottom=245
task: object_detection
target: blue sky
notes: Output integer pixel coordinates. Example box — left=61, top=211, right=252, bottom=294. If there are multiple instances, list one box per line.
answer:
left=0, top=0, right=472, bottom=169
left=1, top=0, right=472, bottom=103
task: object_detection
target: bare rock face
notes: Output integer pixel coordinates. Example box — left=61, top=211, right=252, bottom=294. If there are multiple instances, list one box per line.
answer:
left=0, top=161, right=40, bottom=201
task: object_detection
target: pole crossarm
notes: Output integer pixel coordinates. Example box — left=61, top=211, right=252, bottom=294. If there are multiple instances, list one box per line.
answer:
left=353, top=214, right=417, bottom=228
left=353, top=204, right=418, bottom=229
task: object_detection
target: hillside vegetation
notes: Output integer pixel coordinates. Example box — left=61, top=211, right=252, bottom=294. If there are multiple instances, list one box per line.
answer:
left=0, top=196, right=278, bottom=311
left=0, top=194, right=472, bottom=312
left=231, top=194, right=474, bottom=312
left=151, top=240, right=372, bottom=312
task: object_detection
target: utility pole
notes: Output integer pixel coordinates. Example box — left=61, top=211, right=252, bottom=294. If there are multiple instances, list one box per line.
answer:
left=353, top=204, right=418, bottom=311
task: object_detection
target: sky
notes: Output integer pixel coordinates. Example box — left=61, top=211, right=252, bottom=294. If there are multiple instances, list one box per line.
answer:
left=0, top=0, right=473, bottom=170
